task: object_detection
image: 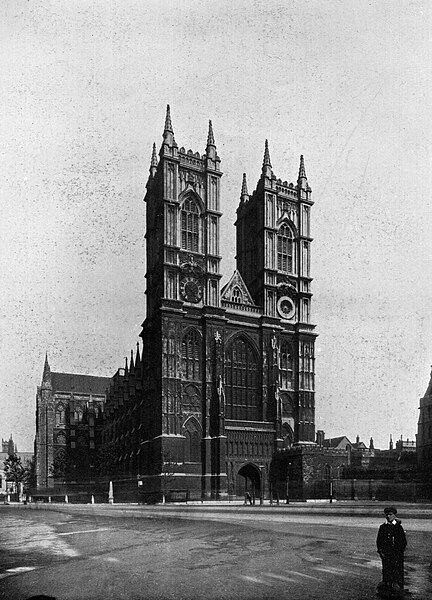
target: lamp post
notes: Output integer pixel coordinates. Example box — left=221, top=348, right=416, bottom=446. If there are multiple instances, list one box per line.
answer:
left=286, top=475, right=289, bottom=504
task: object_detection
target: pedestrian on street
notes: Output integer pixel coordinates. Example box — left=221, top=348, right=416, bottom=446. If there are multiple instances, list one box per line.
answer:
left=376, top=506, right=407, bottom=597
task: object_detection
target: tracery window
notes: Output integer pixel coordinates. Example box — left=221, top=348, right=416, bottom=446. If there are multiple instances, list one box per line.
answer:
left=166, top=335, right=176, bottom=377
left=279, top=342, right=293, bottom=389
left=277, top=224, right=294, bottom=273
left=224, top=337, right=259, bottom=421
left=181, top=198, right=200, bottom=252
left=183, top=418, right=201, bottom=463
left=181, top=330, right=201, bottom=381
left=231, top=286, right=242, bottom=304
left=55, top=404, right=66, bottom=426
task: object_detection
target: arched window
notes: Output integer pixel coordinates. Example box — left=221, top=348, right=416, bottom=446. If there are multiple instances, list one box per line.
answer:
left=224, top=337, right=259, bottom=421
left=181, top=330, right=201, bottom=381
left=324, top=464, right=331, bottom=480
left=277, top=224, right=294, bottom=273
left=183, top=418, right=201, bottom=463
left=231, top=286, right=242, bottom=304
left=55, top=404, right=66, bottom=426
left=279, top=343, right=293, bottom=389
left=165, top=335, right=176, bottom=377
left=181, top=384, right=201, bottom=412
left=181, top=198, right=200, bottom=252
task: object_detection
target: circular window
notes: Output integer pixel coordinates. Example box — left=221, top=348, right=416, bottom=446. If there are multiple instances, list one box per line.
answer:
left=277, top=296, right=295, bottom=319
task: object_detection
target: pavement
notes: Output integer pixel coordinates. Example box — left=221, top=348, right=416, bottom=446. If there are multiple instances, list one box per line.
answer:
left=1, top=501, right=432, bottom=600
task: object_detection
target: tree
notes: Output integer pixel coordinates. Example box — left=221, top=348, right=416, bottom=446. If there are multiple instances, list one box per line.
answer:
left=23, top=456, right=36, bottom=492
left=3, top=453, right=25, bottom=493
left=49, top=451, right=73, bottom=480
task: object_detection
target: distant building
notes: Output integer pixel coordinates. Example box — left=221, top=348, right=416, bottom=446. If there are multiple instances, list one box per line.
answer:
left=0, top=434, right=32, bottom=495
left=34, top=356, right=110, bottom=489
left=417, top=367, right=432, bottom=478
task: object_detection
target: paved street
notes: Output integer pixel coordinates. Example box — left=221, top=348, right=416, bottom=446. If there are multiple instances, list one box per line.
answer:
left=1, top=502, right=432, bottom=600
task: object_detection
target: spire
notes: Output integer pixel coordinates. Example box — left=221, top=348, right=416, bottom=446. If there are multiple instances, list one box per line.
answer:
left=150, top=142, right=158, bottom=177
left=162, top=104, right=176, bottom=147
left=42, top=352, right=52, bottom=390
left=262, top=139, right=272, bottom=178
left=207, top=120, right=215, bottom=146
left=206, top=119, right=216, bottom=160
left=130, top=349, right=135, bottom=371
left=42, top=353, right=51, bottom=381
left=240, top=173, right=249, bottom=203
left=297, top=154, right=308, bottom=190
left=124, top=356, right=129, bottom=376
left=164, top=104, right=173, bottom=133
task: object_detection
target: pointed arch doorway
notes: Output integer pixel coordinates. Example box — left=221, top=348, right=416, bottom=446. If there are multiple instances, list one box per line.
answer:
left=238, top=463, right=263, bottom=505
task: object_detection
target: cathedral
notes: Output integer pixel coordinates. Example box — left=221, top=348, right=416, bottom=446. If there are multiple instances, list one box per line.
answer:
left=101, top=106, right=318, bottom=502
left=35, top=106, right=349, bottom=502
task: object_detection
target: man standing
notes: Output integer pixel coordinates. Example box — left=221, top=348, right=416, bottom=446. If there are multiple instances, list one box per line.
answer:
left=376, top=506, right=407, bottom=596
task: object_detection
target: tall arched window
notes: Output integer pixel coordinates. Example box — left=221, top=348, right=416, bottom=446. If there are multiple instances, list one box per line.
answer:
left=183, top=418, right=201, bottom=463
left=181, top=198, right=200, bottom=252
left=224, top=337, right=259, bottom=421
left=181, top=330, right=201, bottom=381
left=165, top=335, right=176, bottom=377
left=277, top=224, right=294, bottom=273
left=279, top=343, right=293, bottom=389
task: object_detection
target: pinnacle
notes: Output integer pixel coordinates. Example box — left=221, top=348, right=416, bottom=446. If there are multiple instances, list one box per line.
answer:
left=263, top=139, right=272, bottom=168
left=164, top=104, right=173, bottom=133
left=207, top=120, right=215, bottom=147
left=241, top=173, right=249, bottom=198
left=298, top=154, right=307, bottom=180
left=151, top=142, right=158, bottom=167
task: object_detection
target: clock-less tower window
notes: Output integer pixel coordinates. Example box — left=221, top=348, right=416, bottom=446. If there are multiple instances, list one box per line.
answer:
left=277, top=224, right=295, bottom=273
left=181, top=198, right=200, bottom=252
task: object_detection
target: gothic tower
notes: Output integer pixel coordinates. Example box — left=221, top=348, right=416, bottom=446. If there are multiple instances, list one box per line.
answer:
left=235, top=143, right=316, bottom=443
left=141, top=106, right=224, bottom=497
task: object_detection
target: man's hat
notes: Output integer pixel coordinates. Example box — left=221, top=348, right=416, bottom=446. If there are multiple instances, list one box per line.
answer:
left=384, top=506, right=397, bottom=515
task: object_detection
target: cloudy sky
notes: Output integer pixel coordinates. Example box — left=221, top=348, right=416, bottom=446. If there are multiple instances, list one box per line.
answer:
left=1, top=0, right=431, bottom=451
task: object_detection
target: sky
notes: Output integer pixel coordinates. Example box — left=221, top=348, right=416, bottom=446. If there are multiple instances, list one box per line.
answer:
left=1, top=0, right=431, bottom=452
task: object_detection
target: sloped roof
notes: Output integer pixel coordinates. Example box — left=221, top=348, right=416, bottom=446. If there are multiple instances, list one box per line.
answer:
left=51, top=372, right=111, bottom=395
left=324, top=436, right=352, bottom=449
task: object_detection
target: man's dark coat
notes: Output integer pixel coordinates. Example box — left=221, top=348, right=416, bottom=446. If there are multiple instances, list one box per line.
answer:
left=376, top=519, right=407, bottom=588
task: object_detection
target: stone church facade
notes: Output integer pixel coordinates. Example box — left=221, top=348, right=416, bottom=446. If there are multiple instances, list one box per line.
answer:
left=417, top=367, right=432, bottom=480
left=34, top=356, right=110, bottom=489
left=101, top=106, right=318, bottom=501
